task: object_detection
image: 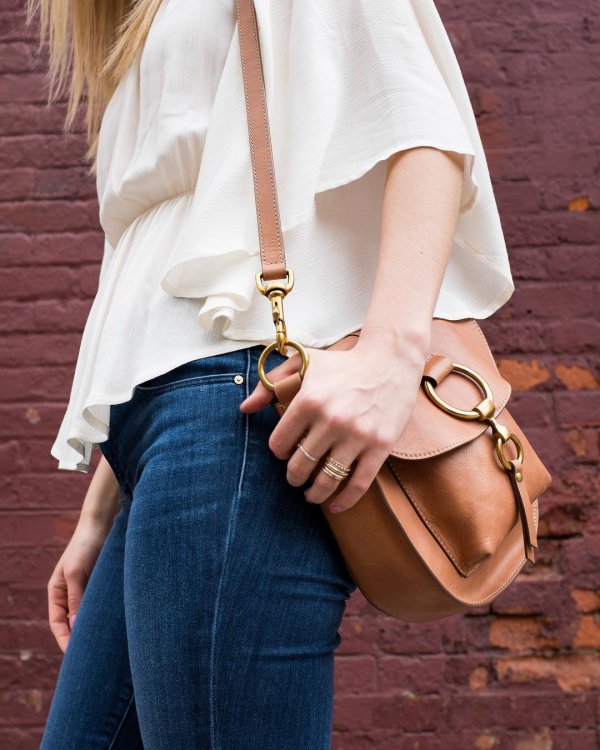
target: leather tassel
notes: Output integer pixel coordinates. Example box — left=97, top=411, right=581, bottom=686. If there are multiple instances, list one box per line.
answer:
left=508, top=458, right=537, bottom=564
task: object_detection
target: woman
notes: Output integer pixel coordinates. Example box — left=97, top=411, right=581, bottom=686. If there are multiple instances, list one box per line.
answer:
left=29, top=0, right=514, bottom=747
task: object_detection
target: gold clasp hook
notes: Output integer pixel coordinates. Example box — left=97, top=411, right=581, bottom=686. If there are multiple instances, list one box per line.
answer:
left=255, top=270, right=295, bottom=355
left=255, top=268, right=310, bottom=388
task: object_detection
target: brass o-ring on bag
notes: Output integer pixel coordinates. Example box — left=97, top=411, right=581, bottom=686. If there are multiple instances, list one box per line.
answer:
left=422, top=362, right=494, bottom=420
left=423, top=362, right=525, bottom=475
left=236, top=0, right=552, bottom=622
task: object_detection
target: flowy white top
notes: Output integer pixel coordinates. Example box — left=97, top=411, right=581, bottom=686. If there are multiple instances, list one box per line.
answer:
left=51, top=0, right=515, bottom=472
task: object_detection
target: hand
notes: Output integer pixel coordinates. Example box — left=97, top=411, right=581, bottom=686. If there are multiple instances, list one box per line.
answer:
left=239, top=331, right=426, bottom=513
left=47, top=517, right=111, bottom=653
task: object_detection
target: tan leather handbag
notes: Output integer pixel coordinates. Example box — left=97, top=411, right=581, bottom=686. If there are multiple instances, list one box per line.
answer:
left=235, top=0, right=552, bottom=621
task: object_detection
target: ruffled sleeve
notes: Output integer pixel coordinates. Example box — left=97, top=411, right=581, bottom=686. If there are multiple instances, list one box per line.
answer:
left=158, top=0, right=513, bottom=328
left=277, top=0, right=478, bottom=214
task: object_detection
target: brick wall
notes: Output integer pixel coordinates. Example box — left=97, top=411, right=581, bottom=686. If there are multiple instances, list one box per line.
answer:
left=1, top=1, right=598, bottom=748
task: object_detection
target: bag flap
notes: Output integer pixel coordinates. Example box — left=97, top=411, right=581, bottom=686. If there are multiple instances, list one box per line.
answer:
left=329, top=319, right=511, bottom=460
left=394, top=319, right=511, bottom=459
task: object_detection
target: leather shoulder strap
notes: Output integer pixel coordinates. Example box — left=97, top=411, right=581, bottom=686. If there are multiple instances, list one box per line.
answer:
left=236, top=0, right=287, bottom=280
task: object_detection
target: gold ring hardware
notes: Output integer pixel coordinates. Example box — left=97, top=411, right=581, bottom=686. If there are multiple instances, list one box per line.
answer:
left=422, top=362, right=494, bottom=421
left=495, top=434, right=525, bottom=476
left=256, top=270, right=294, bottom=355
left=423, top=362, right=525, bottom=474
left=257, top=340, right=309, bottom=391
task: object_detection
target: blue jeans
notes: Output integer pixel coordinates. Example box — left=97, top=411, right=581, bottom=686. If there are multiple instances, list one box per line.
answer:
left=40, top=345, right=357, bottom=749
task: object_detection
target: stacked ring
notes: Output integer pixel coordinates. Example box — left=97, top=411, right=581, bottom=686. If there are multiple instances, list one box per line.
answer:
left=321, top=456, right=353, bottom=481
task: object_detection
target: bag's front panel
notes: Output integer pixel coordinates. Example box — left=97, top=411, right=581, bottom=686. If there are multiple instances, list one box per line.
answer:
left=387, top=439, right=520, bottom=576
left=320, top=486, right=468, bottom=622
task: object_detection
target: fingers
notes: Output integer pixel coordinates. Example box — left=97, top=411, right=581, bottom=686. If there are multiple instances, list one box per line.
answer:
left=267, top=384, right=314, bottom=459
left=284, top=421, right=333, bottom=487
left=64, top=565, right=87, bottom=625
left=47, top=565, right=87, bottom=654
left=307, top=445, right=387, bottom=512
left=321, top=445, right=390, bottom=513
left=303, top=440, right=361, bottom=506
left=243, top=346, right=391, bottom=514
left=47, top=573, right=71, bottom=654
left=239, top=350, right=305, bottom=413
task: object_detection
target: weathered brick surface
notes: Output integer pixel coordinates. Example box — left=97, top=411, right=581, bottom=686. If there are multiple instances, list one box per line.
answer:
left=1, top=1, right=599, bottom=747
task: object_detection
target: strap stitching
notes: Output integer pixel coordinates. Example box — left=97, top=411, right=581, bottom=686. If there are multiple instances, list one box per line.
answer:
left=237, top=0, right=284, bottom=267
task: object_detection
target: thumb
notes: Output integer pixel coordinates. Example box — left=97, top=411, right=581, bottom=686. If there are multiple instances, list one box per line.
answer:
left=65, top=569, right=87, bottom=628
left=239, top=350, right=305, bottom=413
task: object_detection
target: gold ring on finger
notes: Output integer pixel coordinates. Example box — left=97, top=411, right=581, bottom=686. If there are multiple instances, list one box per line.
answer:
left=297, top=439, right=319, bottom=462
left=321, top=455, right=353, bottom=481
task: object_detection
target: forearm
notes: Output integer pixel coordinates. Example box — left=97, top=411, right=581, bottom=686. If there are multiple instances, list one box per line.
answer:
left=358, top=146, right=465, bottom=363
left=78, top=454, right=123, bottom=534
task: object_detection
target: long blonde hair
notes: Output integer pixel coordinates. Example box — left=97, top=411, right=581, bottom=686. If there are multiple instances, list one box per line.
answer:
left=25, top=0, right=163, bottom=172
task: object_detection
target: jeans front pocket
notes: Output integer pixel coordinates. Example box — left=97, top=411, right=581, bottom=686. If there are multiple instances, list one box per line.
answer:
left=134, top=371, right=244, bottom=396
left=133, top=349, right=253, bottom=396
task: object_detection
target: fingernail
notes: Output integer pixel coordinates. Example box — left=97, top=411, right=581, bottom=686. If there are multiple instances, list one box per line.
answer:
left=70, top=614, right=76, bottom=626
left=330, top=504, right=345, bottom=513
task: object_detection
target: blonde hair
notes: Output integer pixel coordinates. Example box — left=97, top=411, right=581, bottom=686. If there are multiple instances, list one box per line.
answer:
left=25, top=0, right=163, bottom=173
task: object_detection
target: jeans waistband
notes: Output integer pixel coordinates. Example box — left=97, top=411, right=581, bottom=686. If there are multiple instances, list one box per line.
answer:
left=136, top=344, right=287, bottom=391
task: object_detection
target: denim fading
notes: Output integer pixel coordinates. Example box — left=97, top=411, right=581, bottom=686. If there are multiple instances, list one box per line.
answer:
left=40, top=344, right=357, bottom=750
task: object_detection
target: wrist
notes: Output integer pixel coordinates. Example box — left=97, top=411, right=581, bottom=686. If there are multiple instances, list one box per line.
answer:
left=355, top=322, right=431, bottom=370
left=78, top=492, right=121, bottom=536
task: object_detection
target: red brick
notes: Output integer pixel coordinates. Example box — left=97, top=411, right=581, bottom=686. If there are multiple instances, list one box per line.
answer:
left=571, top=589, right=600, bottom=614
left=0, top=199, right=99, bottom=233
left=0, top=41, right=36, bottom=73
left=0, top=231, right=103, bottom=267
left=498, top=358, right=551, bottom=390
left=489, top=616, right=561, bottom=651
left=573, top=615, right=600, bottom=649
left=546, top=246, right=600, bottom=279
left=563, top=428, right=599, bottom=460
left=555, top=392, right=600, bottom=427
left=0, top=103, right=71, bottom=136
left=377, top=655, right=447, bottom=693
left=372, top=694, right=445, bottom=732
left=554, top=363, right=599, bottom=390
left=0, top=511, right=79, bottom=547
left=376, top=618, right=444, bottom=656
left=496, top=654, right=600, bottom=691
left=545, top=320, right=599, bottom=354
left=336, top=656, right=377, bottom=694
left=504, top=282, right=596, bottom=319
left=0, top=135, right=88, bottom=169
left=0, top=301, right=91, bottom=336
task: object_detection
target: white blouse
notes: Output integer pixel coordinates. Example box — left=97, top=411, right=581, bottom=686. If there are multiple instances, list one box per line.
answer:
left=51, top=0, right=514, bottom=472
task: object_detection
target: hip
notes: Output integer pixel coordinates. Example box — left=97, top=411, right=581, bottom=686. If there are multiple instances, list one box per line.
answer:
left=100, top=345, right=284, bottom=499
left=98, top=343, right=357, bottom=596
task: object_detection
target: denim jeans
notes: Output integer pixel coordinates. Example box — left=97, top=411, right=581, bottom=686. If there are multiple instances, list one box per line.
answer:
left=40, top=344, right=357, bottom=749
